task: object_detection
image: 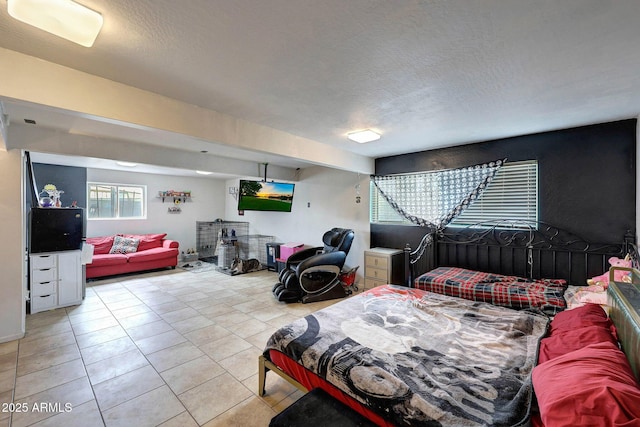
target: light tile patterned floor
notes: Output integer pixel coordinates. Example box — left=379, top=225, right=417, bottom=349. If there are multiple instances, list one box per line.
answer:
left=0, top=267, right=345, bottom=426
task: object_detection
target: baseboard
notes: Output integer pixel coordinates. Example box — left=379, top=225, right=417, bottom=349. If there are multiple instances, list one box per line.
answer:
left=0, top=330, right=25, bottom=343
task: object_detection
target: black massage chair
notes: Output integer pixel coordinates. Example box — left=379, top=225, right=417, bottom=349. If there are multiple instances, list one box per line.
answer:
left=273, top=228, right=355, bottom=303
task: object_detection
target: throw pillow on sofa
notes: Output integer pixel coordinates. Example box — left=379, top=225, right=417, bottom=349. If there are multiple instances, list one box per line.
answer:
left=120, top=233, right=167, bottom=252
left=110, top=236, right=140, bottom=254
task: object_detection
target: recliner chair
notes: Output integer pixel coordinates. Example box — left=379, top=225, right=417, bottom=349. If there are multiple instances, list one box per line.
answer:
left=273, top=228, right=355, bottom=303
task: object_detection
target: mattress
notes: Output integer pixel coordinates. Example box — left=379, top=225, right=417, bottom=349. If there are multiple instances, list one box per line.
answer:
left=264, top=285, right=549, bottom=426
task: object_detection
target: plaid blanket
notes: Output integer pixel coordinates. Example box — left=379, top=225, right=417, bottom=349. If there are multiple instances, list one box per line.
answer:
left=415, top=266, right=567, bottom=315
left=265, top=285, right=549, bottom=427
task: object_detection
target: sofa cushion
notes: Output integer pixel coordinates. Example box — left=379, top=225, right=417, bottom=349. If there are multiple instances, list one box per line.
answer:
left=86, top=235, right=116, bottom=255
left=110, top=236, right=140, bottom=254
left=121, top=233, right=167, bottom=252
left=126, top=247, right=179, bottom=263
left=89, top=253, right=128, bottom=267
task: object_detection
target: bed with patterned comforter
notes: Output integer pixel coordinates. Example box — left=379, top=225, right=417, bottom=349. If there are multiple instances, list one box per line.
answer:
left=264, top=285, right=549, bottom=426
left=415, top=266, right=568, bottom=315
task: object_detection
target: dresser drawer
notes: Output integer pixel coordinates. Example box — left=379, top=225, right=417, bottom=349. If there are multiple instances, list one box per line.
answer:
left=31, top=281, right=56, bottom=297
left=366, top=267, right=388, bottom=281
left=31, top=293, right=57, bottom=312
left=32, top=268, right=57, bottom=284
left=365, top=255, right=388, bottom=270
left=364, top=277, right=387, bottom=290
left=31, top=255, right=56, bottom=269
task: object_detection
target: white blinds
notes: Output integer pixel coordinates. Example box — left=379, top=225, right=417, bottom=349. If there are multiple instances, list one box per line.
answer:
left=452, top=161, right=538, bottom=225
left=371, top=160, right=538, bottom=227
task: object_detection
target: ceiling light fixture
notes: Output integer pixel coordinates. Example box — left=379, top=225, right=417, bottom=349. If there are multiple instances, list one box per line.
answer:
left=7, top=0, right=103, bottom=48
left=347, top=129, right=381, bottom=144
left=196, top=170, right=213, bottom=175
left=116, top=161, right=137, bottom=167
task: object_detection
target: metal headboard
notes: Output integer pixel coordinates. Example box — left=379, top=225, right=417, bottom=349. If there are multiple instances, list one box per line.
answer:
left=406, top=220, right=633, bottom=287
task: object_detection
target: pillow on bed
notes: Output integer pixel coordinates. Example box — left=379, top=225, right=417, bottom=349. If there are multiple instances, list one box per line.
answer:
left=538, top=303, right=619, bottom=364
left=549, top=303, right=616, bottom=337
left=538, top=325, right=619, bottom=364
left=533, top=341, right=640, bottom=426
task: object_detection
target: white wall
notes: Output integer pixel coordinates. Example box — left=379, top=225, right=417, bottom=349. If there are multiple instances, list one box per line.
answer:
left=637, top=115, right=640, bottom=246
left=0, top=149, right=25, bottom=342
left=224, top=166, right=371, bottom=280
left=87, top=169, right=226, bottom=250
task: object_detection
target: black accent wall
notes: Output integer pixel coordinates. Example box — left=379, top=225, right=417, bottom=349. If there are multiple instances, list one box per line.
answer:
left=33, top=163, right=87, bottom=208
left=372, top=119, right=636, bottom=249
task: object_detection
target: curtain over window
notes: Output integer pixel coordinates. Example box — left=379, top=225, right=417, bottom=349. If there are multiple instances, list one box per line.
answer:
left=371, top=159, right=505, bottom=229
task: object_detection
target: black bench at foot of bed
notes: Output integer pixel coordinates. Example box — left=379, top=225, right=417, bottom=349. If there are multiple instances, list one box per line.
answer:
left=270, top=388, right=377, bottom=427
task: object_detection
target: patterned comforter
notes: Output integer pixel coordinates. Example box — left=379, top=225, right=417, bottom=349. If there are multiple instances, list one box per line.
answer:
left=265, top=285, right=549, bottom=427
left=415, top=266, right=567, bottom=315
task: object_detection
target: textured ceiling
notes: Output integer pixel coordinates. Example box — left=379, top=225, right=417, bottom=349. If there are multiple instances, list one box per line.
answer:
left=1, top=0, right=640, bottom=173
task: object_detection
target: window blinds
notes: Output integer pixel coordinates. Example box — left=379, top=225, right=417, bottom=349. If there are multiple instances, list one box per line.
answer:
left=452, top=161, right=537, bottom=225
left=371, top=161, right=538, bottom=226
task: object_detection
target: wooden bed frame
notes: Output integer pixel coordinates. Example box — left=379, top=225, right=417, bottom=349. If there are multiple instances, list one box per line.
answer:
left=406, top=219, right=633, bottom=287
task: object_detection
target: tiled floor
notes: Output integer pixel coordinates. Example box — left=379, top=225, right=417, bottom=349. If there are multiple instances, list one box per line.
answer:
left=0, top=266, right=344, bottom=426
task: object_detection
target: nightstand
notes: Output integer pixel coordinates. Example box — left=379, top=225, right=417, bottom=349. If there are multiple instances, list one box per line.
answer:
left=364, top=247, right=405, bottom=290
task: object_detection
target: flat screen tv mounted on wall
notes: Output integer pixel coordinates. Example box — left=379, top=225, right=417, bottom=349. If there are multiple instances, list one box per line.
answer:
left=237, top=180, right=295, bottom=212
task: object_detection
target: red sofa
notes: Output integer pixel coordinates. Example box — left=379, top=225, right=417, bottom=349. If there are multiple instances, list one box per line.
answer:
left=86, top=233, right=179, bottom=279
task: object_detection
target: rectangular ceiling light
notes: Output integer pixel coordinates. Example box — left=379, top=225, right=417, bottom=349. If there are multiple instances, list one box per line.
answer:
left=116, top=161, right=137, bottom=167
left=347, top=129, right=381, bottom=144
left=8, top=0, right=103, bottom=47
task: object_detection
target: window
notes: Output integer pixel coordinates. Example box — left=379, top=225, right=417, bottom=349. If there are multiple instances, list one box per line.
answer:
left=370, top=161, right=538, bottom=226
left=87, top=183, right=146, bottom=219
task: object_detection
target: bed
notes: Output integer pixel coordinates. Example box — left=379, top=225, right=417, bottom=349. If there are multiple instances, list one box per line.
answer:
left=260, top=221, right=640, bottom=426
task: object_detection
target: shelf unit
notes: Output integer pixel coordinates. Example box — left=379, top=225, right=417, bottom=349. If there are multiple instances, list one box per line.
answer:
left=29, top=250, right=83, bottom=314
left=158, top=190, right=192, bottom=203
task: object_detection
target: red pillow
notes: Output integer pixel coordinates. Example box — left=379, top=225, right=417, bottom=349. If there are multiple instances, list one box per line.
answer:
left=533, top=341, right=640, bottom=427
left=538, top=325, right=618, bottom=364
left=121, top=233, right=167, bottom=252
left=549, top=303, right=615, bottom=336
left=86, top=235, right=115, bottom=254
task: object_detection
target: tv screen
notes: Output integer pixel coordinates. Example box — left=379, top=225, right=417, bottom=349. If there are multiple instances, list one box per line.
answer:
left=238, top=180, right=295, bottom=212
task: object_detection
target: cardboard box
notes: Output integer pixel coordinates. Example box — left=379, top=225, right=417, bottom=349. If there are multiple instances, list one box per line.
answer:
left=280, top=242, right=304, bottom=260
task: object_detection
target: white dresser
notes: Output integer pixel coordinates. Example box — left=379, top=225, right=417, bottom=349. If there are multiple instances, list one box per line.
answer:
left=364, top=247, right=405, bottom=290
left=29, top=250, right=83, bottom=314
